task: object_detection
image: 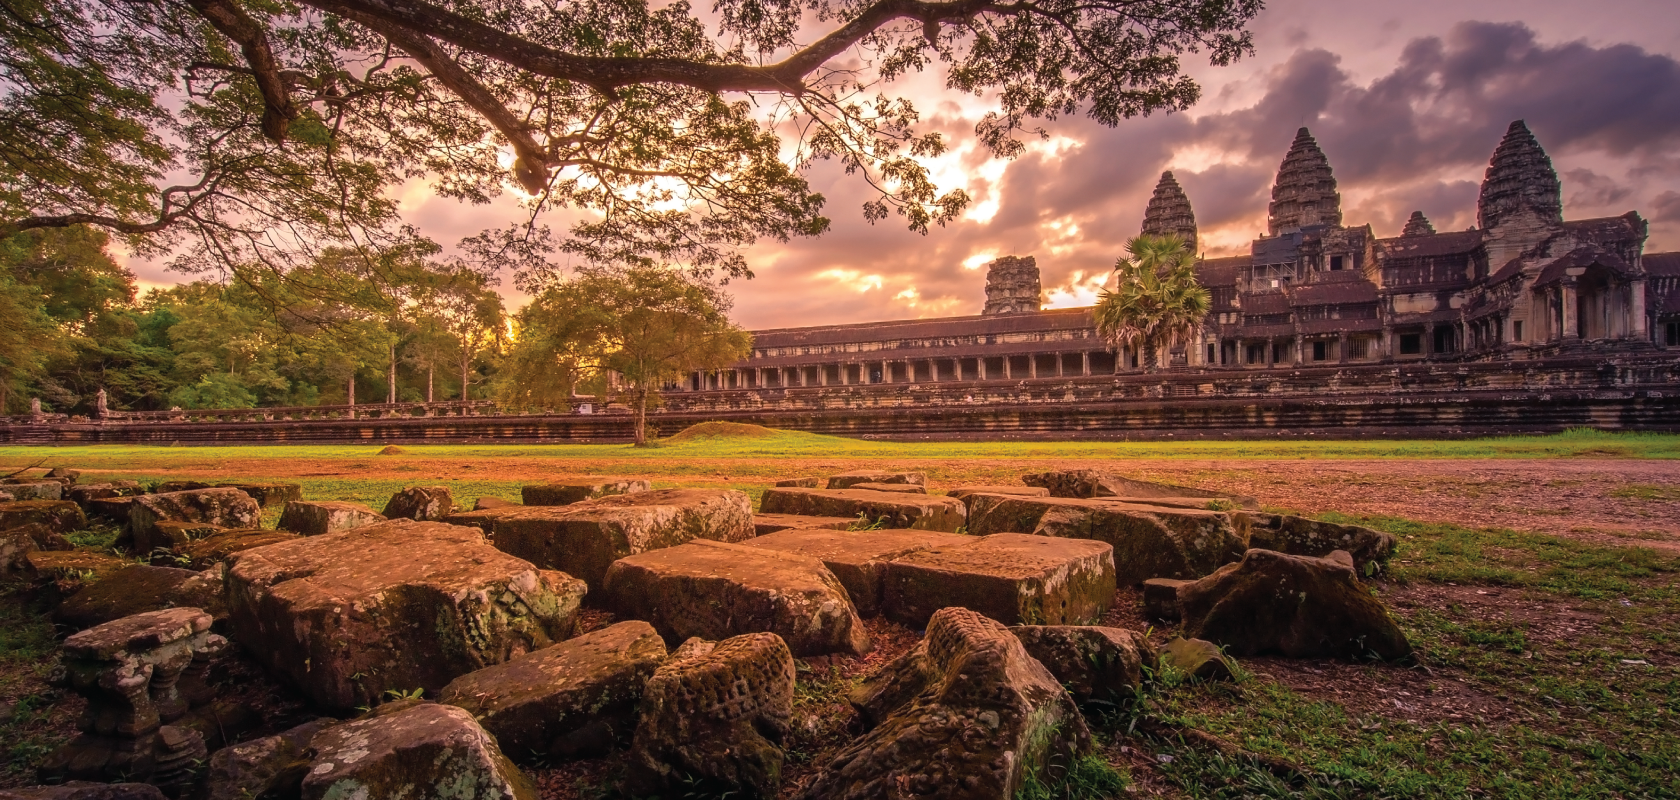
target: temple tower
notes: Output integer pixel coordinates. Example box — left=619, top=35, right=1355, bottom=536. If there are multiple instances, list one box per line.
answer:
left=1141, top=171, right=1198, bottom=250
left=1266, top=127, right=1342, bottom=235
left=1477, top=120, right=1563, bottom=231
left=981, top=256, right=1042, bottom=316
left=1401, top=211, right=1436, bottom=237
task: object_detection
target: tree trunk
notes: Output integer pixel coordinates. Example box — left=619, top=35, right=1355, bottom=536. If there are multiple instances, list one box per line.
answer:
left=388, top=341, right=397, bottom=404
left=347, top=373, right=356, bottom=418
left=459, top=352, right=470, bottom=402
left=1143, top=339, right=1159, bottom=373
left=427, top=364, right=434, bottom=403
left=632, top=386, right=648, bottom=446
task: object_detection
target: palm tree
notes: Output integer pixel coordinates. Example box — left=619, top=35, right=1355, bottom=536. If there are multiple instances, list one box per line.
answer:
left=1094, top=234, right=1211, bottom=373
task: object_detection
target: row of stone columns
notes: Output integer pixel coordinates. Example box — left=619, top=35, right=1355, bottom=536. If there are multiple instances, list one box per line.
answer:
left=690, top=350, right=1138, bottom=391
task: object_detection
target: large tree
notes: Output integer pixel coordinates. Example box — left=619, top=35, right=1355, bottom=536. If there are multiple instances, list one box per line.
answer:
left=1093, top=233, right=1209, bottom=373
left=0, top=0, right=1260, bottom=287
left=502, top=266, right=749, bottom=445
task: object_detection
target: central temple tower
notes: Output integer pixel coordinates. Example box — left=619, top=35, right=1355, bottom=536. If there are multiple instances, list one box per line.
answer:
left=981, top=256, right=1042, bottom=315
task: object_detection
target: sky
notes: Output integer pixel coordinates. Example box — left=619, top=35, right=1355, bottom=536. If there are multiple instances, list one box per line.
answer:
left=128, top=0, right=1680, bottom=331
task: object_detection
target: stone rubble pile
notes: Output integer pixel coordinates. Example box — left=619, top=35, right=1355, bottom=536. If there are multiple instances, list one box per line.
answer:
left=0, top=464, right=1413, bottom=800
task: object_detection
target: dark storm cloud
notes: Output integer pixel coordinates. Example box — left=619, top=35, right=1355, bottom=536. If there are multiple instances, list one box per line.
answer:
left=1653, top=192, right=1680, bottom=223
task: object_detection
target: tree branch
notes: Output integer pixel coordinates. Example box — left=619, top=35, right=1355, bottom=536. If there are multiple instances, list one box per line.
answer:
left=186, top=0, right=299, bottom=142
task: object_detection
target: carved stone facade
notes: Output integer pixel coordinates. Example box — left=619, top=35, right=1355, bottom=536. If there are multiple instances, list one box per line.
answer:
left=681, top=120, right=1675, bottom=396
left=981, top=256, right=1043, bottom=316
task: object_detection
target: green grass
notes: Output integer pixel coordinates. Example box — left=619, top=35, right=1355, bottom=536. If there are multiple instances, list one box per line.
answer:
left=1, top=427, right=1677, bottom=466
left=1128, top=514, right=1680, bottom=799
left=0, top=587, right=69, bottom=783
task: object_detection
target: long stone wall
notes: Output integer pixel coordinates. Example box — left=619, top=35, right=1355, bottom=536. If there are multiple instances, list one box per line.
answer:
left=2, top=354, right=1675, bottom=445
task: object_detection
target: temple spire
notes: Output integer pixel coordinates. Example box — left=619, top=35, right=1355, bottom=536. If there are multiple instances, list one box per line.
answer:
left=1266, top=127, right=1342, bottom=236
left=1477, top=120, right=1563, bottom=231
left=1401, top=211, right=1436, bottom=237
left=1141, top=171, right=1198, bottom=251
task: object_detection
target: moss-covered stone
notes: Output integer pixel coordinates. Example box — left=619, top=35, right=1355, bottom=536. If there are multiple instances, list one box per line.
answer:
left=759, top=488, right=964, bottom=532
left=965, top=494, right=1247, bottom=585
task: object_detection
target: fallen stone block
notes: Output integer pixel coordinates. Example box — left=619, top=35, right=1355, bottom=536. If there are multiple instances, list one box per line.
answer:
left=23, top=551, right=132, bottom=584
left=177, top=528, right=301, bottom=570
left=3, top=482, right=63, bottom=502
left=751, top=513, right=856, bottom=536
left=743, top=528, right=971, bottom=616
left=277, top=500, right=386, bottom=535
left=129, top=489, right=259, bottom=546
left=45, top=467, right=81, bottom=484
left=445, top=488, right=754, bottom=591
left=0, top=783, right=167, bottom=800
left=946, top=484, right=1050, bottom=501
left=301, top=702, right=536, bottom=800
left=1160, top=637, right=1234, bottom=681
left=1, top=523, right=71, bottom=576
left=848, top=482, right=926, bottom=494
left=965, top=494, right=1247, bottom=585
left=381, top=486, right=454, bottom=521
left=197, top=719, right=335, bottom=800
left=86, top=497, right=137, bottom=525
left=440, top=621, right=666, bottom=761
left=8, top=522, right=71, bottom=551
left=1012, top=625, right=1155, bottom=707
left=0, top=500, right=87, bottom=534
left=53, top=566, right=224, bottom=630
left=475, top=496, right=515, bottom=510
left=133, top=520, right=225, bottom=556
left=1024, top=469, right=1259, bottom=509
left=153, top=481, right=213, bottom=494
left=773, top=476, right=820, bottom=488
left=602, top=540, right=870, bottom=657
left=801, top=608, right=1088, bottom=800
left=225, top=520, right=586, bottom=710
left=627, top=633, right=794, bottom=800
left=759, top=487, right=964, bottom=532
left=521, top=479, right=649, bottom=507
left=66, top=482, right=144, bottom=507
left=1142, top=577, right=1189, bottom=620
left=1245, top=513, right=1397, bottom=574
left=214, top=483, right=303, bottom=508
left=1179, top=549, right=1412, bottom=661
left=881, top=533, right=1115, bottom=628
left=826, top=470, right=925, bottom=489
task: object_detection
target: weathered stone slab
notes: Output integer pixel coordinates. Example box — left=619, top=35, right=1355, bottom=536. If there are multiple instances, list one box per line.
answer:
left=0, top=523, right=71, bottom=575
left=800, top=608, right=1087, bottom=800
left=129, top=489, right=259, bottom=545
left=0, top=500, right=87, bottom=534
left=1245, top=513, right=1397, bottom=573
left=1142, top=577, right=1189, bottom=620
left=751, top=513, right=856, bottom=536
left=848, top=482, right=927, bottom=494
left=743, top=528, right=972, bottom=616
left=197, top=719, right=336, bottom=800
left=965, top=494, right=1248, bottom=585
left=881, top=533, right=1115, bottom=628
left=444, top=488, right=754, bottom=591
left=301, top=702, right=536, bottom=800
left=0, top=783, right=167, bottom=800
left=154, top=481, right=212, bottom=494
left=602, top=540, right=870, bottom=656
left=46, top=467, right=81, bottom=484
left=773, top=476, right=820, bottom=488
left=759, top=487, right=964, bottom=532
left=826, top=470, right=925, bottom=489
left=1179, top=549, right=1412, bottom=661
left=626, top=633, right=794, bottom=799
left=1024, top=469, right=1259, bottom=509
left=214, top=483, right=303, bottom=508
left=475, top=496, right=515, bottom=510
left=946, top=484, right=1050, bottom=502
left=277, top=500, right=386, bottom=535
left=53, top=566, right=224, bottom=630
left=66, top=482, right=144, bottom=507
left=382, top=486, right=454, bottom=521
left=521, top=479, right=649, bottom=507
left=1160, top=637, right=1234, bottom=681
left=177, top=528, right=300, bottom=570
left=3, top=482, right=63, bottom=502
left=87, top=497, right=137, bottom=524
left=24, top=550, right=132, bottom=583
left=133, top=520, right=225, bottom=556
left=439, top=621, right=666, bottom=760
left=225, top=520, right=586, bottom=710
left=1012, top=625, right=1154, bottom=706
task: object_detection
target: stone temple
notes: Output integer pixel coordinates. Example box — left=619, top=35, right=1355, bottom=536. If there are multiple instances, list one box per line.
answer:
left=684, top=120, right=1679, bottom=391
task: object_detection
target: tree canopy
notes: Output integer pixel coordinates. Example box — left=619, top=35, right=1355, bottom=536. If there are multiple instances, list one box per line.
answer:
left=1, top=0, right=1261, bottom=287
left=1093, top=233, right=1209, bottom=372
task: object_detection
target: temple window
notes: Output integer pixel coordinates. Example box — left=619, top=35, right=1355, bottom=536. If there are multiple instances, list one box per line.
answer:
left=1330, top=255, right=1345, bottom=271
left=1399, top=333, right=1423, bottom=355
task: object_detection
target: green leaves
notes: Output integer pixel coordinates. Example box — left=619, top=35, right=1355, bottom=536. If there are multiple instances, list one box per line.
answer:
left=1094, top=234, right=1211, bottom=372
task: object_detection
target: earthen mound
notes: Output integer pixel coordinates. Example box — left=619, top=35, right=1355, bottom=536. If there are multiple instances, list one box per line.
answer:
left=663, top=421, right=781, bottom=442
left=376, top=445, right=406, bottom=455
